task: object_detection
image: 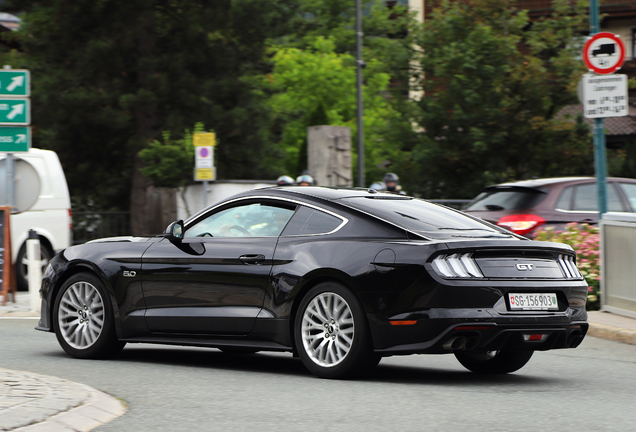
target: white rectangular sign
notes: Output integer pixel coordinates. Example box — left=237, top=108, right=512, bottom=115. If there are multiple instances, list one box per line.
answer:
left=582, top=74, right=628, bottom=118
left=195, top=146, right=213, bottom=168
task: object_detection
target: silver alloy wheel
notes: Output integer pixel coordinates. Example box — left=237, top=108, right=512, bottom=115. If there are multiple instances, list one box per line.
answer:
left=57, top=281, right=105, bottom=350
left=301, top=292, right=355, bottom=367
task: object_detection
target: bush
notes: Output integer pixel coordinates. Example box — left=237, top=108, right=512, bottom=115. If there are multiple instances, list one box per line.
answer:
left=533, top=223, right=600, bottom=311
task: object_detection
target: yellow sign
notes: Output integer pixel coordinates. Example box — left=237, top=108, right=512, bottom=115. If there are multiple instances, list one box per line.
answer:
left=195, top=167, right=216, bottom=181
left=193, top=132, right=216, bottom=147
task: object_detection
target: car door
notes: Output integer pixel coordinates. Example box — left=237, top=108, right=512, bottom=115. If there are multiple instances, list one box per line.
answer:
left=140, top=199, right=296, bottom=335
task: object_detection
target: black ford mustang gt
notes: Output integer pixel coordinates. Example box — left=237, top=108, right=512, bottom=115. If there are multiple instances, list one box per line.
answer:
left=38, top=186, right=588, bottom=379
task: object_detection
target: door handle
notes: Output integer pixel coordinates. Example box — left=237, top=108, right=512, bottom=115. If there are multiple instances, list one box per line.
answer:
left=239, top=254, right=266, bottom=265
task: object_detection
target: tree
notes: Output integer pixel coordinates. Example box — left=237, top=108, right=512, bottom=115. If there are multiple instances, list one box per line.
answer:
left=138, top=123, right=204, bottom=217
left=265, top=36, right=400, bottom=177
left=0, top=0, right=299, bottom=233
left=397, top=0, right=592, bottom=199
left=266, top=0, right=419, bottom=183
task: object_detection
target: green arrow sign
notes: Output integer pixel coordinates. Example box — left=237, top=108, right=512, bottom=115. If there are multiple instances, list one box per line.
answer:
left=0, top=70, right=30, bottom=97
left=0, top=126, right=30, bottom=152
left=0, top=98, right=29, bottom=125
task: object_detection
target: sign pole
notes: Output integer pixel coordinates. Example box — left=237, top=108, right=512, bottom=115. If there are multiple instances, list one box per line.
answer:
left=589, top=0, right=608, bottom=215
left=203, top=180, right=209, bottom=208
left=593, top=119, right=608, bottom=214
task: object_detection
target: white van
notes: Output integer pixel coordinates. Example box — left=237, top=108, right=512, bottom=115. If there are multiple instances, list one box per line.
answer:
left=0, top=148, right=72, bottom=290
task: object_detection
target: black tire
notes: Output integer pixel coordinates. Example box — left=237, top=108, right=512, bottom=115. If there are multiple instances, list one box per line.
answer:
left=294, top=282, right=374, bottom=379
left=16, top=242, right=54, bottom=291
left=53, top=273, right=125, bottom=359
left=454, top=349, right=534, bottom=374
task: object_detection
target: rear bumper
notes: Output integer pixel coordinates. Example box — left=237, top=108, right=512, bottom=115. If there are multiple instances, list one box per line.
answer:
left=371, top=307, right=588, bottom=355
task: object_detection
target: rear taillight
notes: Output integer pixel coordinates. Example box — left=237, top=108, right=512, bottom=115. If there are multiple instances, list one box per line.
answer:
left=497, top=214, right=545, bottom=236
left=432, top=253, right=484, bottom=279
left=69, top=209, right=73, bottom=230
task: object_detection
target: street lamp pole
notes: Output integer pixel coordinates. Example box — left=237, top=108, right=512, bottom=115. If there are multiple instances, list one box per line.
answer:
left=355, top=0, right=365, bottom=188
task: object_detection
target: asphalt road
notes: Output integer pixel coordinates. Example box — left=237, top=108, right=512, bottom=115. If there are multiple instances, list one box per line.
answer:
left=2, top=318, right=635, bottom=432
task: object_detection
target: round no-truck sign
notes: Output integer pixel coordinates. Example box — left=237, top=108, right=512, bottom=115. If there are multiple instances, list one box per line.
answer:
left=582, top=32, right=625, bottom=74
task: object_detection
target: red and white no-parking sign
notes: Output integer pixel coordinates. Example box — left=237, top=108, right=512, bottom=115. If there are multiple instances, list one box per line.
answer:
left=582, top=32, right=625, bottom=74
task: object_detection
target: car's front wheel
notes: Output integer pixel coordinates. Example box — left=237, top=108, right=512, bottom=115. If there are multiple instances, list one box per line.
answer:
left=53, top=273, right=125, bottom=359
left=294, top=282, right=375, bottom=379
left=454, top=349, right=534, bottom=374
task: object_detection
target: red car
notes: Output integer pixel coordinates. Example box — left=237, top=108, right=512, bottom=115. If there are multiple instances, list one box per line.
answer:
left=464, top=177, right=636, bottom=237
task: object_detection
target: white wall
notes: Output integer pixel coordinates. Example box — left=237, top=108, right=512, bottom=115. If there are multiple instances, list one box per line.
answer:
left=177, top=180, right=275, bottom=221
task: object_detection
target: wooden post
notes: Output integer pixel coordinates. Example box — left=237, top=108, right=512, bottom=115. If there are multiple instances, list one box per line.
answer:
left=1, top=206, right=15, bottom=305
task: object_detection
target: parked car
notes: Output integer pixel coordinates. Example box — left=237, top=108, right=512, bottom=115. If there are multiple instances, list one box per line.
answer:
left=38, top=186, right=588, bottom=379
left=464, top=177, right=636, bottom=237
left=0, top=148, right=72, bottom=290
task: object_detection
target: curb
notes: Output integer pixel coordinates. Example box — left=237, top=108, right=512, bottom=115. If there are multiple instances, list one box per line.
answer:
left=0, top=368, right=126, bottom=432
left=15, top=387, right=126, bottom=432
left=0, top=312, right=39, bottom=318
left=588, top=322, right=636, bottom=345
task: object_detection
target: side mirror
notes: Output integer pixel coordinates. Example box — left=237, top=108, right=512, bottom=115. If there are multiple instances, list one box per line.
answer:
left=165, top=220, right=184, bottom=243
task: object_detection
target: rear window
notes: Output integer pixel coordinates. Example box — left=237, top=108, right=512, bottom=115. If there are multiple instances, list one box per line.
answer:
left=282, top=206, right=343, bottom=236
left=465, top=188, right=546, bottom=211
left=338, top=196, right=512, bottom=239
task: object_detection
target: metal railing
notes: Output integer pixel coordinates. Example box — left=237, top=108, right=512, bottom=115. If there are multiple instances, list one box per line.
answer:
left=601, top=212, right=636, bottom=318
left=72, top=211, right=130, bottom=245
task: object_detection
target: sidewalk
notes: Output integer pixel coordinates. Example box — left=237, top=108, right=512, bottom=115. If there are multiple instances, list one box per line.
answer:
left=1, top=293, right=126, bottom=431
left=1, top=293, right=636, bottom=431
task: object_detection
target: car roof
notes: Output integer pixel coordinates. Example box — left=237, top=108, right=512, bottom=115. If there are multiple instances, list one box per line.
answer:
left=238, top=185, right=394, bottom=201
left=486, top=176, right=636, bottom=190
left=185, top=186, right=390, bottom=223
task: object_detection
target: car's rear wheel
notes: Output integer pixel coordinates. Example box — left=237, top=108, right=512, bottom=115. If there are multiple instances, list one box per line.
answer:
left=53, top=273, right=125, bottom=359
left=294, top=282, right=374, bottom=379
left=454, top=349, right=534, bottom=374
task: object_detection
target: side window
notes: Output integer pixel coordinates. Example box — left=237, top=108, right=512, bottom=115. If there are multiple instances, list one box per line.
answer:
left=281, top=206, right=343, bottom=236
left=185, top=202, right=295, bottom=238
left=571, top=183, right=625, bottom=212
left=608, top=184, right=625, bottom=212
left=618, top=183, right=636, bottom=211
left=572, top=184, right=597, bottom=211
left=555, top=186, right=573, bottom=210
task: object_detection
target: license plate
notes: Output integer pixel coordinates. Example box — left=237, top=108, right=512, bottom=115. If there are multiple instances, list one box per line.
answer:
left=508, top=293, right=558, bottom=310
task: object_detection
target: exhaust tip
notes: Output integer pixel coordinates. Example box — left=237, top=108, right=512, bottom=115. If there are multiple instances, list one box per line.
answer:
left=463, top=336, right=481, bottom=350
left=443, top=336, right=467, bottom=351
